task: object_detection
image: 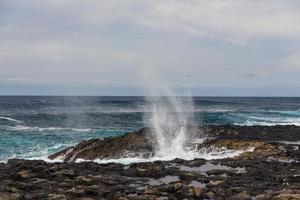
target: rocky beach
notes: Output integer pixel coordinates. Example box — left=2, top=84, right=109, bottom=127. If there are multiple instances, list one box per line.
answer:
left=1, top=125, right=300, bottom=200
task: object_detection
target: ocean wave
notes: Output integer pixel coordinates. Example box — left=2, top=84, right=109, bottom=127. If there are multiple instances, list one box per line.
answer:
left=191, top=108, right=237, bottom=113
left=7, top=125, right=91, bottom=132
left=235, top=119, right=300, bottom=126
left=0, top=116, right=22, bottom=123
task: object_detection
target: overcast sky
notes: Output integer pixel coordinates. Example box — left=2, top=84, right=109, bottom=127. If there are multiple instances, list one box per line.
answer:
left=0, top=0, right=300, bottom=96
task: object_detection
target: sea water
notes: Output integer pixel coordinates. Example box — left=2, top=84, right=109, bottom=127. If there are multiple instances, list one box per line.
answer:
left=0, top=96, right=300, bottom=162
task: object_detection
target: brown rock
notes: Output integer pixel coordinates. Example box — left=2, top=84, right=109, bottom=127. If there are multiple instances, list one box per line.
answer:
left=273, top=194, right=300, bottom=200
left=229, top=191, right=251, bottom=200
left=47, top=194, right=67, bottom=200
left=207, top=180, right=224, bottom=188
left=174, top=182, right=183, bottom=191
left=76, top=176, right=93, bottom=185
left=9, top=193, right=22, bottom=200
left=194, top=187, right=205, bottom=197
left=0, top=192, right=9, bottom=200
left=17, top=170, right=30, bottom=179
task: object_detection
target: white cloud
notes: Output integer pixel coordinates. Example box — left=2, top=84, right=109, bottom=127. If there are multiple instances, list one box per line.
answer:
left=282, top=52, right=300, bottom=68
left=139, top=0, right=300, bottom=41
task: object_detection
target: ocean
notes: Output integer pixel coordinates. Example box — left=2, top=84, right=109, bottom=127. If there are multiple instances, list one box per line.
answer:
left=0, top=96, right=300, bottom=162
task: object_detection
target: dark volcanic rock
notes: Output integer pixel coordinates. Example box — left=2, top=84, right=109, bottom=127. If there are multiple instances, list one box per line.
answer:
left=49, top=128, right=153, bottom=162
left=206, top=125, right=300, bottom=141
left=13, top=125, right=297, bottom=199
left=49, top=125, right=300, bottom=162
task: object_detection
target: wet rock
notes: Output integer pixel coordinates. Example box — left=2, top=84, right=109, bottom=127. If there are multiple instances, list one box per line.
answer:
left=229, top=191, right=251, bottom=200
left=16, top=170, right=30, bottom=179
left=206, top=180, right=224, bottom=188
left=76, top=176, right=93, bottom=185
left=205, top=191, right=216, bottom=199
left=0, top=192, right=9, bottom=200
left=193, top=187, right=205, bottom=197
left=47, top=194, right=67, bottom=200
left=9, top=193, right=22, bottom=200
left=49, top=128, right=153, bottom=162
left=0, top=126, right=300, bottom=199
left=54, top=169, right=75, bottom=178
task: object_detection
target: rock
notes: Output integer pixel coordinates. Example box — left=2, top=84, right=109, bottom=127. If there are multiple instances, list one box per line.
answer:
left=48, top=128, right=153, bottom=162
left=83, top=185, right=100, bottom=196
left=144, top=188, right=157, bottom=195
left=0, top=126, right=300, bottom=199
left=193, top=187, right=205, bottom=197
left=76, top=176, right=93, bottom=185
left=17, top=170, right=30, bottom=179
left=9, top=193, right=22, bottom=200
left=273, top=193, right=300, bottom=200
left=47, top=194, right=67, bottom=200
left=0, top=192, right=9, bottom=200
left=229, top=191, right=251, bottom=200
left=186, top=187, right=195, bottom=197
left=173, top=182, right=183, bottom=191
left=54, top=169, right=75, bottom=178
left=206, top=191, right=216, bottom=199
left=206, top=180, right=224, bottom=188
left=7, top=159, right=25, bottom=166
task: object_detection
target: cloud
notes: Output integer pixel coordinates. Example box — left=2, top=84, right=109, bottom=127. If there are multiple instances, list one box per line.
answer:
left=0, top=0, right=300, bottom=95
left=243, top=73, right=257, bottom=78
left=139, top=0, right=300, bottom=41
left=282, top=52, right=300, bottom=68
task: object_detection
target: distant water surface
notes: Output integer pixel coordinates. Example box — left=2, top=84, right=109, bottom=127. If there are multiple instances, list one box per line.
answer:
left=0, top=96, right=300, bottom=161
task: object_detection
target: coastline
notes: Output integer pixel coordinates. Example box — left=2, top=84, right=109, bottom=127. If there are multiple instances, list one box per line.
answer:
left=1, top=125, right=300, bottom=199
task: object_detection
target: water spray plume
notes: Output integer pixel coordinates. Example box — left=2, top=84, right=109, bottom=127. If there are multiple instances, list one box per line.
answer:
left=147, top=86, right=196, bottom=159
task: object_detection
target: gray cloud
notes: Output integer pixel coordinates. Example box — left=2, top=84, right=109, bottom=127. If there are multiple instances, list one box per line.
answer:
left=0, top=0, right=300, bottom=95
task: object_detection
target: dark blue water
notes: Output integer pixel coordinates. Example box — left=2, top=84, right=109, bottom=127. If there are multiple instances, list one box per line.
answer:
left=1, top=96, right=300, bottom=162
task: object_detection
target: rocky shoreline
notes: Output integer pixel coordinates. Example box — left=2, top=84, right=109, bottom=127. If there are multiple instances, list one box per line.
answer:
left=1, top=125, right=300, bottom=199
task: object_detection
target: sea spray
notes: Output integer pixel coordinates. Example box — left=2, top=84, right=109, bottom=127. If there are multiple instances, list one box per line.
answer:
left=146, top=87, right=196, bottom=159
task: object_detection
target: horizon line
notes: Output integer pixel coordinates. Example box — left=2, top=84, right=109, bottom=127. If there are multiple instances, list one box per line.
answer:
left=0, top=95, right=299, bottom=98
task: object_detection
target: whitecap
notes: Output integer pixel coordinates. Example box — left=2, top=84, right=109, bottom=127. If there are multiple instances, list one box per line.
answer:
left=7, top=125, right=92, bottom=132
left=0, top=116, right=21, bottom=123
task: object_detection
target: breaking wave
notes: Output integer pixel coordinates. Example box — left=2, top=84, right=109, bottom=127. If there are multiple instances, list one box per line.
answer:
left=4, top=125, right=92, bottom=132
left=0, top=116, right=22, bottom=123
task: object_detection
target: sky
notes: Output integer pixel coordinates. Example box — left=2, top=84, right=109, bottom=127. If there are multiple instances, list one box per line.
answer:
left=0, top=0, right=300, bottom=96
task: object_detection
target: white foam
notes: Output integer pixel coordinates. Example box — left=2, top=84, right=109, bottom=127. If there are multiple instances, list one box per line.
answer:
left=235, top=117, right=300, bottom=126
left=8, top=125, right=91, bottom=132
left=76, top=147, right=254, bottom=165
left=0, top=116, right=21, bottom=123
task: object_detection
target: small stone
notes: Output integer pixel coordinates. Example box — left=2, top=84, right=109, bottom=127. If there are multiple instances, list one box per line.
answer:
left=206, top=191, right=215, bottom=199
left=17, top=170, right=30, bottom=179
left=0, top=192, right=9, bottom=200
left=157, top=197, right=168, bottom=200
left=56, top=169, right=75, bottom=177
left=159, top=184, right=174, bottom=192
left=174, top=182, right=183, bottom=191
left=229, top=191, right=251, bottom=200
left=76, top=176, right=92, bottom=185
left=186, top=187, right=195, bottom=197
left=10, top=193, right=22, bottom=200
left=6, top=187, right=19, bottom=193
left=255, top=194, right=267, bottom=200
left=193, top=187, right=205, bottom=197
left=144, top=188, right=156, bottom=195
left=116, top=197, right=129, bottom=200
left=32, top=178, right=48, bottom=184
left=273, top=194, right=300, bottom=200
left=207, top=180, right=224, bottom=188
left=47, top=194, right=67, bottom=200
